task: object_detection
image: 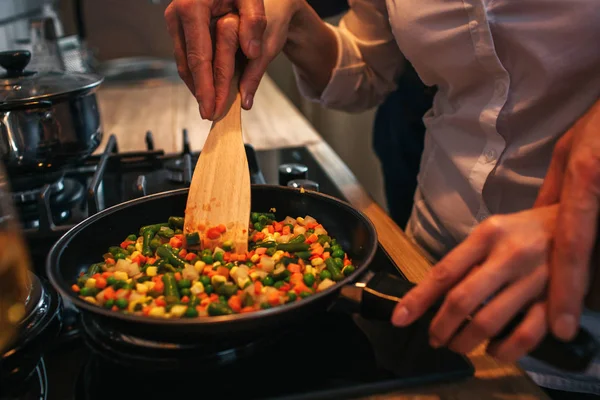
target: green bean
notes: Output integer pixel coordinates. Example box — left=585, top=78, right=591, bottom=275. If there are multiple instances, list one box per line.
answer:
left=87, top=263, right=103, bottom=275
left=168, top=216, right=184, bottom=229
left=139, top=223, right=168, bottom=236
left=162, top=273, right=180, bottom=303
left=141, top=225, right=162, bottom=256
left=157, top=227, right=175, bottom=238
left=276, top=243, right=310, bottom=252
left=207, top=302, right=233, bottom=316
left=294, top=251, right=311, bottom=260
left=325, top=258, right=344, bottom=281
left=185, top=232, right=200, bottom=246
left=317, top=235, right=331, bottom=245
left=216, top=283, right=238, bottom=298
left=289, top=235, right=306, bottom=244
left=156, top=245, right=186, bottom=268
left=184, top=307, right=199, bottom=318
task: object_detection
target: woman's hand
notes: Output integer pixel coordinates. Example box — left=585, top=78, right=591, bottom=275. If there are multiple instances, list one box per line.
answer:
left=534, top=99, right=600, bottom=341
left=164, top=0, right=267, bottom=119
left=391, top=205, right=559, bottom=363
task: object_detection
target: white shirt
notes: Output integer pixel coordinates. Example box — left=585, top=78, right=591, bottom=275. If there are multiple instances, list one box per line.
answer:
left=294, top=0, right=600, bottom=393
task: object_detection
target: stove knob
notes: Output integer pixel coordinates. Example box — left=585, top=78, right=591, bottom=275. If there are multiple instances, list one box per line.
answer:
left=287, top=179, right=319, bottom=192
left=278, top=163, right=308, bottom=186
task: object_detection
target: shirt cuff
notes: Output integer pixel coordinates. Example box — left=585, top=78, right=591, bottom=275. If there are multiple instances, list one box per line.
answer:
left=292, top=22, right=367, bottom=105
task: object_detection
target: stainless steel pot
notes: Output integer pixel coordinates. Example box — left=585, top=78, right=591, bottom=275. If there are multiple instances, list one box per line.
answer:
left=0, top=49, right=103, bottom=175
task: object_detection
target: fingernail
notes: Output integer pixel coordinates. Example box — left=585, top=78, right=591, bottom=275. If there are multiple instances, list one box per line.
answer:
left=248, top=40, right=261, bottom=58
left=243, top=93, right=254, bottom=109
left=429, top=337, right=441, bottom=348
left=553, top=313, right=577, bottom=340
left=391, top=305, right=409, bottom=326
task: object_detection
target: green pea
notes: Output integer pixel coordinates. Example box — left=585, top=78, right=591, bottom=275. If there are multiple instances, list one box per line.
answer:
left=126, top=245, right=136, bottom=253
left=150, top=238, right=162, bottom=251
left=251, top=212, right=260, bottom=223
left=214, top=252, right=224, bottom=263
left=299, top=291, right=312, bottom=299
left=114, top=253, right=126, bottom=260
left=262, top=276, right=274, bottom=286
left=184, top=307, right=199, bottom=318
left=106, top=276, right=117, bottom=286
left=104, top=299, right=115, bottom=309
left=127, top=234, right=138, bottom=241
left=342, top=265, right=356, bottom=277
left=273, top=281, right=285, bottom=289
left=254, top=222, right=264, bottom=232
left=177, top=279, right=192, bottom=289
left=180, top=288, right=191, bottom=297
left=202, top=254, right=214, bottom=264
left=286, top=292, right=297, bottom=303
left=334, top=258, right=344, bottom=269
left=260, top=302, right=271, bottom=310
left=219, top=295, right=227, bottom=304
left=115, top=298, right=128, bottom=309
left=79, top=287, right=98, bottom=297
left=319, top=270, right=332, bottom=280
left=332, top=249, right=345, bottom=258
left=200, top=276, right=211, bottom=286
left=225, top=262, right=235, bottom=270
left=121, top=283, right=133, bottom=291
left=284, top=275, right=291, bottom=283
left=205, top=284, right=214, bottom=294
left=303, top=273, right=315, bottom=287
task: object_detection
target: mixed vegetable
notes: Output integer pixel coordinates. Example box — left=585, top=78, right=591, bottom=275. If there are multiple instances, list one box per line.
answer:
left=72, top=213, right=355, bottom=318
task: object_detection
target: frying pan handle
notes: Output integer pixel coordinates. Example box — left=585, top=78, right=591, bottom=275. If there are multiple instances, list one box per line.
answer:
left=354, top=271, right=600, bottom=372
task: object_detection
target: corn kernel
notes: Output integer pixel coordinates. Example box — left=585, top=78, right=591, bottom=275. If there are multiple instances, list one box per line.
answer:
left=305, top=265, right=314, bottom=276
left=261, top=228, right=269, bottom=235
left=130, top=251, right=141, bottom=260
left=136, top=283, right=148, bottom=294
left=114, top=271, right=128, bottom=281
left=311, top=257, right=324, bottom=267
left=83, top=296, right=97, bottom=304
left=126, top=279, right=132, bottom=284
left=237, top=277, right=250, bottom=289
left=191, top=282, right=205, bottom=295
left=170, top=305, right=188, bottom=317
left=272, top=250, right=284, bottom=263
left=135, top=242, right=143, bottom=252
left=211, top=275, right=226, bottom=286
left=149, top=307, right=166, bottom=317
left=296, top=217, right=304, bottom=224
left=250, top=254, right=260, bottom=263
left=144, top=281, right=156, bottom=290
left=273, top=232, right=281, bottom=239
left=146, top=266, right=157, bottom=277
left=249, top=271, right=258, bottom=280
left=194, top=260, right=206, bottom=272
left=85, top=278, right=97, bottom=288
left=212, top=261, right=222, bottom=268
left=229, top=266, right=238, bottom=277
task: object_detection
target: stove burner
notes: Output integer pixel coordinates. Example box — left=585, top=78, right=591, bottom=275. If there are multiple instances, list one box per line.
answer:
left=0, top=359, right=47, bottom=400
left=14, top=178, right=85, bottom=229
left=165, top=154, right=194, bottom=184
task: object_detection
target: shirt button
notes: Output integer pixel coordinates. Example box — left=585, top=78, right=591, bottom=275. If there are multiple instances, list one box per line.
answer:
left=485, top=148, right=497, bottom=163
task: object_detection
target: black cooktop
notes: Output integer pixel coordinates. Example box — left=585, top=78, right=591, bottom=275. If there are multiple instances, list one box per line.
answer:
left=1, top=130, right=474, bottom=400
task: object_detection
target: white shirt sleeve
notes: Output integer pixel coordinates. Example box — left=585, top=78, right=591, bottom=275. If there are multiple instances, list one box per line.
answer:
left=293, top=0, right=405, bottom=112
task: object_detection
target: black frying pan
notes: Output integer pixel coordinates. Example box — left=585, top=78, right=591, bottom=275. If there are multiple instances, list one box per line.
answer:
left=46, top=185, right=598, bottom=371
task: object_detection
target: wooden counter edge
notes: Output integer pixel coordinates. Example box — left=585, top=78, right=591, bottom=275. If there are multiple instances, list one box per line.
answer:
left=306, top=141, right=549, bottom=400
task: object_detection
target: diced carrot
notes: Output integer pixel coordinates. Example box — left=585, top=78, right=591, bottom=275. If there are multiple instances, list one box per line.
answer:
left=282, top=226, right=291, bottom=235
left=279, top=283, right=291, bottom=292
left=290, top=272, right=304, bottom=284
left=120, top=240, right=134, bottom=249
left=185, top=252, right=197, bottom=261
left=111, top=305, right=119, bottom=311
left=181, top=296, right=189, bottom=304
left=209, top=293, right=219, bottom=302
left=344, top=258, right=352, bottom=266
left=287, top=263, right=301, bottom=273
left=230, top=254, right=238, bottom=262
left=199, top=292, right=208, bottom=300
left=174, top=272, right=182, bottom=281
left=305, top=222, right=318, bottom=229
left=253, top=232, right=266, bottom=242
left=103, top=287, right=116, bottom=300
left=297, top=258, right=305, bottom=267
left=153, top=280, right=165, bottom=293
left=105, top=258, right=115, bottom=265
left=207, top=271, right=217, bottom=278
left=101, top=271, right=113, bottom=278
left=322, top=252, right=330, bottom=260
left=95, top=277, right=107, bottom=289
left=293, top=283, right=310, bottom=295
left=203, top=266, right=213, bottom=275
left=169, top=236, right=183, bottom=248
left=71, top=284, right=80, bottom=292
left=247, top=250, right=255, bottom=259
left=174, top=234, right=184, bottom=241
left=179, top=249, right=188, bottom=258
left=267, top=225, right=274, bottom=234
left=273, top=222, right=283, bottom=232
left=196, top=305, right=206, bottom=313
left=155, top=298, right=166, bottom=307
left=142, top=306, right=151, bottom=316
left=254, top=281, right=263, bottom=295
left=237, top=254, right=247, bottom=262
left=200, top=298, right=211, bottom=307
left=206, top=227, right=221, bottom=240
left=217, top=224, right=227, bottom=233
left=240, top=306, right=255, bottom=313
left=228, top=295, right=242, bottom=313
left=223, top=252, right=231, bottom=262
left=305, top=233, right=318, bottom=244
left=92, top=273, right=102, bottom=279
left=146, top=257, right=156, bottom=265
left=255, top=247, right=267, bottom=255
left=267, top=291, right=281, bottom=306
left=216, top=266, right=229, bottom=277
left=311, top=243, right=324, bottom=256
left=132, top=255, right=146, bottom=265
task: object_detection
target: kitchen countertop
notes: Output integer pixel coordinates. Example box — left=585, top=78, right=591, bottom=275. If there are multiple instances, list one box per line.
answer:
left=96, top=75, right=549, bottom=400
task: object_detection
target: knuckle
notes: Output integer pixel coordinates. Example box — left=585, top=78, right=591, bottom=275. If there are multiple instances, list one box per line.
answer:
left=217, top=14, right=240, bottom=30
left=469, top=315, right=498, bottom=338
left=445, top=289, right=471, bottom=314
left=246, top=14, right=267, bottom=31
left=213, top=64, right=230, bottom=84
left=479, top=216, right=504, bottom=237
left=568, top=152, right=600, bottom=185
left=187, top=51, right=210, bottom=72
left=175, top=0, right=196, bottom=13
left=429, top=264, right=453, bottom=285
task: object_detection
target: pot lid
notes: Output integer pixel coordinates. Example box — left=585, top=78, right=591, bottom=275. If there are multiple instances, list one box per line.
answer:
left=0, top=50, right=103, bottom=105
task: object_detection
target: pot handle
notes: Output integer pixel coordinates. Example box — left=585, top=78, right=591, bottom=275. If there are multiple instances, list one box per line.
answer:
left=341, top=271, right=600, bottom=372
left=0, top=100, right=53, bottom=112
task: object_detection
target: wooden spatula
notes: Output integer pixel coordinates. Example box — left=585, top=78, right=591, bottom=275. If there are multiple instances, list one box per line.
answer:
left=183, top=67, right=250, bottom=255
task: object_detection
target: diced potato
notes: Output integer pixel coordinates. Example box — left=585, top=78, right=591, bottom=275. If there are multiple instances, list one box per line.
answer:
left=114, top=271, right=128, bottom=281
left=85, top=278, right=97, bottom=288
left=229, top=266, right=239, bottom=277
left=191, top=282, right=205, bottom=295
left=237, top=276, right=250, bottom=289
left=317, top=278, right=335, bottom=292
left=149, top=307, right=166, bottom=317
left=146, top=266, right=157, bottom=277
left=170, top=305, right=188, bottom=317
left=261, top=228, right=269, bottom=235
left=311, top=257, right=324, bottom=267
left=135, top=242, right=143, bottom=252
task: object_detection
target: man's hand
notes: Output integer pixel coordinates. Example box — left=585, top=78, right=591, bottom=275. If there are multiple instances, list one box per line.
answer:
left=164, top=0, right=266, bottom=119
left=534, top=99, right=600, bottom=341
left=391, top=206, right=559, bottom=362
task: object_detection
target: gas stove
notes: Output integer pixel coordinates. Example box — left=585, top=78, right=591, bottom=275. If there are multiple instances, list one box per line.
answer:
left=1, top=130, right=473, bottom=400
